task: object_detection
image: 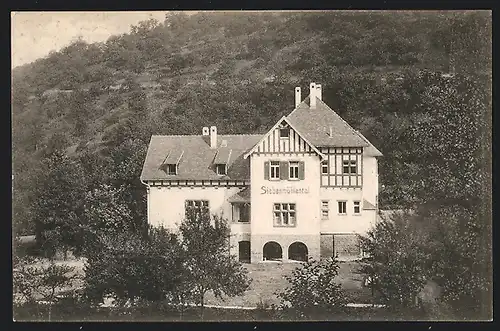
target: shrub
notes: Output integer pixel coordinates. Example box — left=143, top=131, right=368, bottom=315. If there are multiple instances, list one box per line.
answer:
left=277, top=257, right=347, bottom=318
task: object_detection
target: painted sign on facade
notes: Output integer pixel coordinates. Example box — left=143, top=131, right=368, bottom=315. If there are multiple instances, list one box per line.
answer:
left=260, top=185, right=310, bottom=194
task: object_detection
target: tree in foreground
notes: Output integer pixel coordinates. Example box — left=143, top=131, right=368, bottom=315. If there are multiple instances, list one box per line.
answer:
left=178, top=209, right=251, bottom=314
left=361, top=207, right=492, bottom=319
left=359, top=211, right=433, bottom=310
left=13, top=256, right=79, bottom=321
left=277, top=257, right=347, bottom=319
left=83, top=226, right=184, bottom=307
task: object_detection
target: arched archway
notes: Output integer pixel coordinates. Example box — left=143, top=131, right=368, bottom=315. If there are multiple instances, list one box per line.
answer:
left=263, top=241, right=282, bottom=261
left=238, top=241, right=251, bottom=263
left=288, top=242, right=308, bottom=262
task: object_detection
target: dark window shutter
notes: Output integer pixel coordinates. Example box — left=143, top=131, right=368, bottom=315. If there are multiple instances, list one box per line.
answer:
left=264, top=161, right=269, bottom=180
left=299, top=161, right=305, bottom=180
left=280, top=161, right=289, bottom=180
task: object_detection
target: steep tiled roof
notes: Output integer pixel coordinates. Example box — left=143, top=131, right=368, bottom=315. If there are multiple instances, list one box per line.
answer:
left=141, top=134, right=261, bottom=181
left=286, top=96, right=369, bottom=148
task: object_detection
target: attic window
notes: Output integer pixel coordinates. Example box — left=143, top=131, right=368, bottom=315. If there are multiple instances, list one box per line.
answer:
left=166, top=164, right=177, bottom=175
left=216, top=164, right=227, bottom=176
left=280, top=128, right=290, bottom=138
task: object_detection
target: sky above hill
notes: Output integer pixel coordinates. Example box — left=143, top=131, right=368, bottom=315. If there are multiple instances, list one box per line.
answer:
left=11, top=11, right=175, bottom=68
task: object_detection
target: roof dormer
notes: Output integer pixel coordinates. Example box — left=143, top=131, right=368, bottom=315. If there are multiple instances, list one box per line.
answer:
left=161, top=150, right=184, bottom=176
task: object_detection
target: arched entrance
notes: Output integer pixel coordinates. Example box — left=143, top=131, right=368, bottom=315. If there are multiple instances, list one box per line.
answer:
left=288, top=242, right=308, bottom=262
left=263, top=241, right=282, bottom=261
left=238, top=241, right=251, bottom=263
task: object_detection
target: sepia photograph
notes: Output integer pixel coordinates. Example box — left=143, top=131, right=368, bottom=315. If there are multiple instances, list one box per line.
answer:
left=11, top=10, right=492, bottom=322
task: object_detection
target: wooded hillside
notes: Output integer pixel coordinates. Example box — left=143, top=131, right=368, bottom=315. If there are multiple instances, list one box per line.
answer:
left=12, top=11, right=491, bottom=236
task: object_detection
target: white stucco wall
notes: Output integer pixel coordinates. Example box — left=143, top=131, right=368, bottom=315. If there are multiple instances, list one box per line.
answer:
left=319, top=188, right=372, bottom=235
left=362, top=154, right=379, bottom=207
left=147, top=186, right=242, bottom=229
left=249, top=153, right=322, bottom=236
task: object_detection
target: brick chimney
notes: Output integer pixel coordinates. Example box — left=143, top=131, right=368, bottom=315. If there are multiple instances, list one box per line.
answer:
left=316, top=84, right=322, bottom=101
left=310, top=82, right=316, bottom=109
left=210, top=126, right=217, bottom=149
left=295, top=87, right=301, bottom=108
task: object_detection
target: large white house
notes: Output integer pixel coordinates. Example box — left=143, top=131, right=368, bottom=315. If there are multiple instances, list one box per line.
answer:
left=140, top=83, right=382, bottom=263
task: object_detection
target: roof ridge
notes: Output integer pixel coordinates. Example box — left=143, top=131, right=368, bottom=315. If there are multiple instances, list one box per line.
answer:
left=151, top=133, right=262, bottom=138
left=286, top=96, right=310, bottom=118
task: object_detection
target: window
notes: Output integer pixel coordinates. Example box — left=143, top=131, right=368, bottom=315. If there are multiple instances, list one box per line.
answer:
left=321, top=200, right=329, bottom=220
left=289, top=161, right=299, bottom=179
left=185, top=200, right=209, bottom=217
left=216, top=164, right=227, bottom=175
left=338, top=201, right=347, bottom=215
left=239, top=204, right=250, bottom=223
left=270, top=161, right=280, bottom=179
left=280, top=128, right=290, bottom=138
left=321, top=160, right=328, bottom=174
left=343, top=160, right=357, bottom=174
left=166, top=164, right=177, bottom=175
left=273, top=203, right=296, bottom=227
left=353, top=201, right=361, bottom=214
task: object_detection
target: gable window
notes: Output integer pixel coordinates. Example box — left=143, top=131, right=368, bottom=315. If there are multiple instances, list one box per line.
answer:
left=338, top=201, right=347, bottom=215
left=353, top=201, right=361, bottom=214
left=270, top=161, right=280, bottom=180
left=166, top=164, right=177, bottom=175
left=280, top=128, right=290, bottom=138
left=321, top=200, right=329, bottom=220
left=289, top=161, right=299, bottom=179
left=321, top=160, right=328, bottom=174
left=185, top=200, right=209, bottom=218
left=343, top=160, right=357, bottom=174
left=273, top=203, right=296, bottom=227
left=216, top=164, right=227, bottom=176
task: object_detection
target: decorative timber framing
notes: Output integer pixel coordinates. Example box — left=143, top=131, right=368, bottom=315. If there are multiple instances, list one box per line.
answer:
left=319, top=147, right=363, bottom=188
left=244, top=116, right=326, bottom=160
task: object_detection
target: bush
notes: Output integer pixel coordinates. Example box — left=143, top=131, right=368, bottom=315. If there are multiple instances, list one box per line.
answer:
left=277, top=257, right=347, bottom=318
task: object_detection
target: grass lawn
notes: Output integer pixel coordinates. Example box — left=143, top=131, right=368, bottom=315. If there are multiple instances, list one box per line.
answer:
left=19, top=257, right=375, bottom=308
left=204, top=261, right=374, bottom=307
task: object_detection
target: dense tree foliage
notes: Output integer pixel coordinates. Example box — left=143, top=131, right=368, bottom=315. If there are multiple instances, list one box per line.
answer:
left=11, top=12, right=491, bottom=317
left=83, top=226, right=184, bottom=306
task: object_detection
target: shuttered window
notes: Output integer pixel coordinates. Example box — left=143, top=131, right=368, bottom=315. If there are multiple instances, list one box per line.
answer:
left=265, top=160, right=305, bottom=180
left=270, top=161, right=280, bottom=180
left=289, top=161, right=299, bottom=179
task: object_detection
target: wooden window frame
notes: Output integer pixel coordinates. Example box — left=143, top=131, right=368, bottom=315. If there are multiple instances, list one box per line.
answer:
left=289, top=161, right=300, bottom=180
left=321, top=200, right=329, bottom=220
left=273, top=203, right=296, bottom=227
left=270, top=161, right=280, bottom=180
left=216, top=163, right=227, bottom=176
left=279, top=128, right=290, bottom=139
left=166, top=164, right=177, bottom=175
left=353, top=201, right=361, bottom=215
left=321, top=160, right=328, bottom=175
left=185, top=199, right=210, bottom=217
left=337, top=200, right=347, bottom=215
left=342, top=160, right=357, bottom=174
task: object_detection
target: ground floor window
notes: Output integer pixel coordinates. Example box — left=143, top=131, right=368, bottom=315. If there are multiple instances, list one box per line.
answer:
left=288, top=242, right=308, bottom=262
left=263, top=241, right=282, bottom=261
left=238, top=241, right=251, bottom=263
left=185, top=200, right=209, bottom=218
